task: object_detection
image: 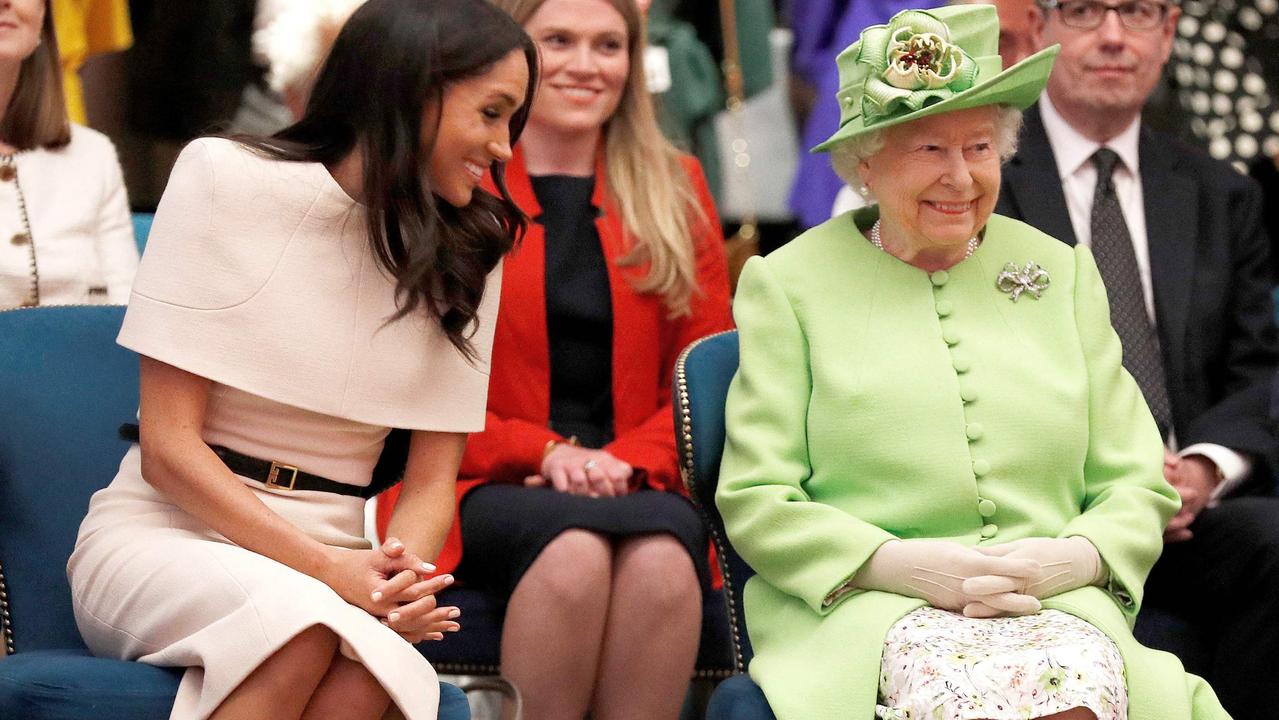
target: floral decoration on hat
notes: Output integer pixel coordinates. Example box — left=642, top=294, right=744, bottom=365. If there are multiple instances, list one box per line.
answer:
left=858, top=11, right=980, bottom=127
left=813, top=5, right=1060, bottom=153
left=886, top=30, right=962, bottom=90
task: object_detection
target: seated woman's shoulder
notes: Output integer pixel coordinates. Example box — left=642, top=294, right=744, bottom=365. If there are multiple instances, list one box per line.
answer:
left=66, top=123, right=114, bottom=150
left=170, top=137, right=335, bottom=207
left=177, top=136, right=268, bottom=171
left=58, top=124, right=123, bottom=166
left=985, top=213, right=1075, bottom=260
left=768, top=211, right=861, bottom=265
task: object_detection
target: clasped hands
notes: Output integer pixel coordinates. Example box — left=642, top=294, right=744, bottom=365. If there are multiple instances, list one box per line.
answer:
left=524, top=443, right=634, bottom=497
left=857, top=536, right=1105, bottom=618
left=1163, top=449, right=1219, bottom=543
left=320, top=537, right=460, bottom=643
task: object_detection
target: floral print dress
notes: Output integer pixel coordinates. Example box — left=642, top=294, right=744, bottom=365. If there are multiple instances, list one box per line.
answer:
left=874, top=607, right=1127, bottom=720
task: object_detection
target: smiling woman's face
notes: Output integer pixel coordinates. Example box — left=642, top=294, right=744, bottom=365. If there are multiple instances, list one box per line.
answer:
left=427, top=49, right=529, bottom=207
left=0, top=0, right=43, bottom=65
left=859, top=105, right=1003, bottom=258
left=522, top=0, right=629, bottom=139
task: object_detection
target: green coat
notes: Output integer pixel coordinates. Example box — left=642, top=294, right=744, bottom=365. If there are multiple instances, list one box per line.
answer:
left=717, top=208, right=1230, bottom=719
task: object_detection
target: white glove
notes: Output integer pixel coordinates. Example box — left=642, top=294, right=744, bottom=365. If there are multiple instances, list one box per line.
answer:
left=961, top=536, right=1106, bottom=617
left=854, top=539, right=1043, bottom=615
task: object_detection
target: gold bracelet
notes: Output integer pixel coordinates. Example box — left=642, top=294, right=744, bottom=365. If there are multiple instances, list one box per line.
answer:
left=542, top=435, right=579, bottom=460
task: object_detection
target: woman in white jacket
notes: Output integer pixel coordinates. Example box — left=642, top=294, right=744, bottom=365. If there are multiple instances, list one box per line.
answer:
left=0, top=0, right=135, bottom=309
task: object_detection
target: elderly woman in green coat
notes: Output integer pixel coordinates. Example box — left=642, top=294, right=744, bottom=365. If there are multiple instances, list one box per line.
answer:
left=717, top=6, right=1232, bottom=720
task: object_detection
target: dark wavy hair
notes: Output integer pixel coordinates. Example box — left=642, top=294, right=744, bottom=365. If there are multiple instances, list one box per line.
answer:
left=236, top=0, right=537, bottom=359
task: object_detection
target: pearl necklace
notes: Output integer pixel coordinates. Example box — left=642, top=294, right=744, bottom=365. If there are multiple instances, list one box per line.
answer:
left=869, top=220, right=979, bottom=262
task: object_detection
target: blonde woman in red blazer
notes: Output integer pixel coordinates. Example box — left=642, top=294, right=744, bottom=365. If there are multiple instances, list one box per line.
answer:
left=377, top=0, right=732, bottom=717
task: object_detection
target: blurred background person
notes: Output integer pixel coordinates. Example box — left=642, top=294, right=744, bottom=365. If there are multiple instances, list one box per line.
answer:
left=52, top=0, right=131, bottom=124
left=0, top=0, right=135, bottom=309
left=250, top=0, right=365, bottom=125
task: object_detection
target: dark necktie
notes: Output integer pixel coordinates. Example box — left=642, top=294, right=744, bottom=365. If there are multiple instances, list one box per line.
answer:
left=1089, top=148, right=1174, bottom=437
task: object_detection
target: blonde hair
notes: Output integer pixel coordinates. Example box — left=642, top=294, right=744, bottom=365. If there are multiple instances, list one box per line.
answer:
left=1, top=1, right=70, bottom=151
left=499, top=0, right=706, bottom=315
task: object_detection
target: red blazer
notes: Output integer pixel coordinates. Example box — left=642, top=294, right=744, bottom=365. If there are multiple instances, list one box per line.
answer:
left=377, top=148, right=733, bottom=576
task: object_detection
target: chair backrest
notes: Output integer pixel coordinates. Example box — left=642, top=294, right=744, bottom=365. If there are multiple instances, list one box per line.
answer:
left=673, top=329, right=757, bottom=671
left=0, top=306, right=138, bottom=654
left=132, top=212, right=154, bottom=255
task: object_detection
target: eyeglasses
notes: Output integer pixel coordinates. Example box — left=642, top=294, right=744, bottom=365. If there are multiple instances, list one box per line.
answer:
left=1039, top=0, right=1170, bottom=31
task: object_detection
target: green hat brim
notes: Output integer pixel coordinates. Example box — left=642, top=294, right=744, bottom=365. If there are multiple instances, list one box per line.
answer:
left=812, top=44, right=1060, bottom=154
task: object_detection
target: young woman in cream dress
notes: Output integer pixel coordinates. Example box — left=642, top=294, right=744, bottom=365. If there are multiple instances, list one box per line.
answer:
left=67, top=1, right=537, bottom=718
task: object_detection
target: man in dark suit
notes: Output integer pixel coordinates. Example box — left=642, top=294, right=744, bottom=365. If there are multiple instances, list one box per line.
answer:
left=996, top=2, right=1279, bottom=717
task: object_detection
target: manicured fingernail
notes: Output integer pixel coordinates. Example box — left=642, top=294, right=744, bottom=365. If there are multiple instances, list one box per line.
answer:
left=443, top=574, right=455, bottom=585
left=448, top=624, right=460, bottom=632
left=389, top=611, right=401, bottom=622
left=422, top=562, right=436, bottom=573
left=431, top=633, right=444, bottom=640
left=448, top=608, right=461, bottom=619
left=371, top=591, right=383, bottom=602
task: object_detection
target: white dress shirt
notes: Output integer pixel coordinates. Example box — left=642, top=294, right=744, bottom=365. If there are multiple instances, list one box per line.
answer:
left=1039, top=95, right=1250, bottom=501
left=0, top=124, right=138, bottom=309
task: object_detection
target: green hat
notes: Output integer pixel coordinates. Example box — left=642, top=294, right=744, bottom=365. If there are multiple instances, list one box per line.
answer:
left=812, top=5, right=1059, bottom=153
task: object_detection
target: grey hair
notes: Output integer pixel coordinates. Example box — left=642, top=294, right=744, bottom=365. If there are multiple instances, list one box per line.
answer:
left=831, top=104, right=1025, bottom=197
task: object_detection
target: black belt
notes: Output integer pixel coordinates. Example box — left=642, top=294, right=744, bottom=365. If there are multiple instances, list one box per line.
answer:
left=118, top=424, right=376, bottom=499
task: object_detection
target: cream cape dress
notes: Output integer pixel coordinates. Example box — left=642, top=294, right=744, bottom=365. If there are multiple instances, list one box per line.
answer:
left=66, top=137, right=501, bottom=720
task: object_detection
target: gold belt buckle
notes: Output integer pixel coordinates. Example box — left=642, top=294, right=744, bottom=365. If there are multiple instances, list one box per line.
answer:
left=267, top=462, right=299, bottom=491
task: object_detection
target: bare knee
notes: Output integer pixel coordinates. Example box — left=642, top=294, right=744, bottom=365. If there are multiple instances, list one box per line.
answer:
left=287, top=624, right=339, bottom=653
left=519, top=529, right=612, bottom=608
left=329, top=654, right=383, bottom=693
left=254, top=625, right=339, bottom=692
left=302, top=654, right=390, bottom=720
left=614, top=535, right=699, bottom=613
left=282, top=625, right=338, bottom=663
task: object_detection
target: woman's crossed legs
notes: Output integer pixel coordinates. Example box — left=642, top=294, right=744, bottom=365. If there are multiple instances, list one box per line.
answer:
left=210, top=624, right=391, bottom=720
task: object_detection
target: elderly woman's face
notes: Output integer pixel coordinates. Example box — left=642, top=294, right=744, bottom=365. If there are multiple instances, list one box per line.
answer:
left=860, top=105, right=1002, bottom=254
left=0, top=0, right=43, bottom=64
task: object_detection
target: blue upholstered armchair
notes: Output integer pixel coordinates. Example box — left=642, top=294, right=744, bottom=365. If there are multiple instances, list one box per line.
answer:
left=0, top=305, right=469, bottom=719
left=673, top=331, right=775, bottom=720
left=670, top=329, right=1208, bottom=720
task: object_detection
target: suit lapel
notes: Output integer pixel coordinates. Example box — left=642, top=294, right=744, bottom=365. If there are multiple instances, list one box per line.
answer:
left=1139, top=128, right=1197, bottom=381
left=1001, top=105, right=1078, bottom=246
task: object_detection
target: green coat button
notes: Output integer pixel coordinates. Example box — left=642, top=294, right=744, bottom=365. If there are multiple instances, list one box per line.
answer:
left=978, top=498, right=997, bottom=517
left=966, top=422, right=984, bottom=440
left=960, top=385, right=978, bottom=403
left=981, top=523, right=998, bottom=538
left=972, top=459, right=991, bottom=476
left=952, top=356, right=971, bottom=373
left=935, top=300, right=953, bottom=317
left=931, top=270, right=949, bottom=286
left=943, top=330, right=961, bottom=346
